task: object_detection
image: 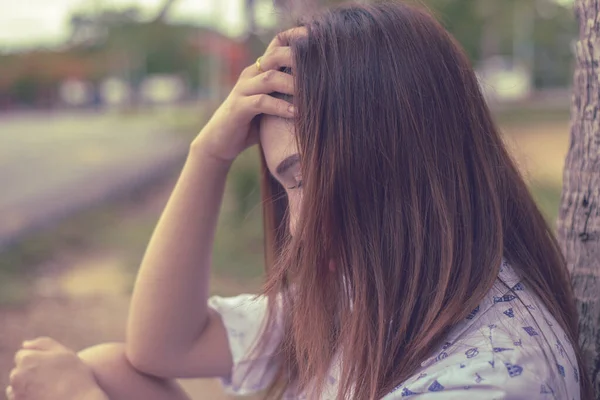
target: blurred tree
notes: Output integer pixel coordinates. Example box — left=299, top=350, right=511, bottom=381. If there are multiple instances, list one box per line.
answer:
left=419, top=0, right=576, bottom=87
left=246, top=0, right=258, bottom=34
left=0, top=5, right=251, bottom=109
left=154, top=0, right=179, bottom=22
left=532, top=1, right=577, bottom=87
left=558, top=0, right=600, bottom=398
left=423, top=0, right=484, bottom=62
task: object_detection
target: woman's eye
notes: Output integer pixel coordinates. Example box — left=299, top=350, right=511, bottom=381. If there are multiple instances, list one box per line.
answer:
left=287, top=180, right=303, bottom=190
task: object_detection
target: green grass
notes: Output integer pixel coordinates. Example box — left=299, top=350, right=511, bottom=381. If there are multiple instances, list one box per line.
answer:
left=0, top=185, right=160, bottom=305
left=530, top=183, right=562, bottom=227
left=212, top=149, right=265, bottom=282
left=495, top=105, right=571, bottom=127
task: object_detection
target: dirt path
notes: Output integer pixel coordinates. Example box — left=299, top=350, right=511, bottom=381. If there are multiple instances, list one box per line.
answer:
left=0, top=110, right=191, bottom=249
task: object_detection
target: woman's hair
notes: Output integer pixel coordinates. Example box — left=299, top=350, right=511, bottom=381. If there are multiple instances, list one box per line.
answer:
left=257, top=1, right=591, bottom=399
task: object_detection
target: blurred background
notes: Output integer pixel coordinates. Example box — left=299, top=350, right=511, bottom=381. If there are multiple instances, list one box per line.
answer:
left=0, top=0, right=578, bottom=398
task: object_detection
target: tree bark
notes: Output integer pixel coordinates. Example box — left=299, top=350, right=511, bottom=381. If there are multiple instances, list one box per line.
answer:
left=557, top=0, right=600, bottom=397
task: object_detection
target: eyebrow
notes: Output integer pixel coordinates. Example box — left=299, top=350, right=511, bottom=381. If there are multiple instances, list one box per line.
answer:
left=275, top=153, right=300, bottom=176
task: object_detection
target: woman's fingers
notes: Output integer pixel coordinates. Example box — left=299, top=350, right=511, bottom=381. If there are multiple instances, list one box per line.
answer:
left=14, top=349, right=37, bottom=367
left=266, top=26, right=307, bottom=51
left=260, top=46, right=294, bottom=72
left=22, top=336, right=62, bottom=351
left=239, top=46, right=294, bottom=80
left=243, top=94, right=294, bottom=119
left=238, top=69, right=294, bottom=96
left=5, top=385, right=14, bottom=400
left=229, top=28, right=302, bottom=121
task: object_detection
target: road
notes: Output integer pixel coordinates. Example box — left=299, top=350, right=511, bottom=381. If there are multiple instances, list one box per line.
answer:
left=0, top=110, right=191, bottom=248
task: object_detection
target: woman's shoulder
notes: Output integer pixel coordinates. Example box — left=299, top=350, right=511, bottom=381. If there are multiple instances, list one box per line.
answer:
left=384, top=318, right=579, bottom=398
left=383, top=261, right=581, bottom=399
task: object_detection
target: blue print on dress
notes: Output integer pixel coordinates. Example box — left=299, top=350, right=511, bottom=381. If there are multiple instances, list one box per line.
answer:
left=541, top=384, right=554, bottom=394
left=465, top=347, right=479, bottom=358
left=512, top=282, right=525, bottom=291
left=505, top=363, right=523, bottom=377
left=557, top=364, right=565, bottom=377
left=556, top=340, right=566, bottom=357
left=522, top=326, right=539, bottom=336
left=249, top=381, right=266, bottom=391
left=475, top=373, right=485, bottom=383
left=428, top=380, right=444, bottom=392
left=574, top=367, right=579, bottom=383
left=230, top=327, right=244, bottom=338
left=434, top=352, right=448, bottom=362
left=503, top=308, right=515, bottom=318
left=401, top=387, right=418, bottom=397
left=493, top=294, right=516, bottom=303
left=466, top=305, right=480, bottom=320
left=493, top=347, right=514, bottom=353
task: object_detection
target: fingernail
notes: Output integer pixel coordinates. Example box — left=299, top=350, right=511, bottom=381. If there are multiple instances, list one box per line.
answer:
left=288, top=105, right=295, bottom=114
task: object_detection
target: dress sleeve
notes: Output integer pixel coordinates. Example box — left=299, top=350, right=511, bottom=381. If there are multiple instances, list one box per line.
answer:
left=208, top=293, right=282, bottom=396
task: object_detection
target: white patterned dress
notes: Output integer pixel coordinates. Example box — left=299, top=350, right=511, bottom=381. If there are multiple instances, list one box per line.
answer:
left=208, top=261, right=581, bottom=399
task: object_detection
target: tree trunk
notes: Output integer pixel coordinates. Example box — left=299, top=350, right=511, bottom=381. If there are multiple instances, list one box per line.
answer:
left=557, top=0, right=600, bottom=397
left=154, top=0, right=178, bottom=22
left=246, top=0, right=257, bottom=34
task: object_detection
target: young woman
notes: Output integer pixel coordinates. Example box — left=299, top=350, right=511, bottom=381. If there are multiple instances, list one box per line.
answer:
left=7, top=2, right=591, bottom=399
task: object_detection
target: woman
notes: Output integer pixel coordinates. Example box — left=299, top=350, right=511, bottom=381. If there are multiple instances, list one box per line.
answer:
left=7, top=2, right=591, bottom=399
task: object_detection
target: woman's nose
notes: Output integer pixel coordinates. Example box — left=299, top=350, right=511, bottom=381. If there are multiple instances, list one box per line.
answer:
left=289, top=214, right=298, bottom=237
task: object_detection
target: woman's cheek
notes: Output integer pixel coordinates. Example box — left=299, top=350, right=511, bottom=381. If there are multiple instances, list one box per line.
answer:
left=287, top=193, right=301, bottom=236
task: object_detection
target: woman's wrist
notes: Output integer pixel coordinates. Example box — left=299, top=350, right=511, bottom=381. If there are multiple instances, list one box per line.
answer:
left=188, top=137, right=235, bottom=172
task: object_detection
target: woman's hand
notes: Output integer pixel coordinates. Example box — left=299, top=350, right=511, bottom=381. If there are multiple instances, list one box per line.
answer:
left=192, top=27, right=305, bottom=163
left=7, top=337, right=108, bottom=400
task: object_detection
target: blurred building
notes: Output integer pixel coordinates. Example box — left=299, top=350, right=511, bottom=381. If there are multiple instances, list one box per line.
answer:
left=0, top=21, right=249, bottom=111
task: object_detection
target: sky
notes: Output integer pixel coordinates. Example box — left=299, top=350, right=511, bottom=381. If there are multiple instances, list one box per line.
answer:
left=0, top=0, right=574, bottom=50
left=0, top=0, right=278, bottom=49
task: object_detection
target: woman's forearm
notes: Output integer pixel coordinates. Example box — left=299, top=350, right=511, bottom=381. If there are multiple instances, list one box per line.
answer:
left=125, top=141, right=231, bottom=369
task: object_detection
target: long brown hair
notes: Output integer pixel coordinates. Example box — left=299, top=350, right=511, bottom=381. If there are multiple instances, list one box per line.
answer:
left=256, top=2, right=592, bottom=399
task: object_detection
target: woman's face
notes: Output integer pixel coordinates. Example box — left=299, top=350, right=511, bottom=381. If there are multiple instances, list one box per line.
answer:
left=260, top=115, right=302, bottom=236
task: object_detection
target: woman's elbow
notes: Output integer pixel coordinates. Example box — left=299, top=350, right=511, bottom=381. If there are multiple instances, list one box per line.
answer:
left=124, top=342, right=177, bottom=379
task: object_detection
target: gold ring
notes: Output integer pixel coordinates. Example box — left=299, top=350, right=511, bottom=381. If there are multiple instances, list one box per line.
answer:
left=256, top=56, right=264, bottom=73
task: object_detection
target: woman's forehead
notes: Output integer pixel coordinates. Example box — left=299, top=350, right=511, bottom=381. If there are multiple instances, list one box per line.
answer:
left=260, top=116, right=298, bottom=174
